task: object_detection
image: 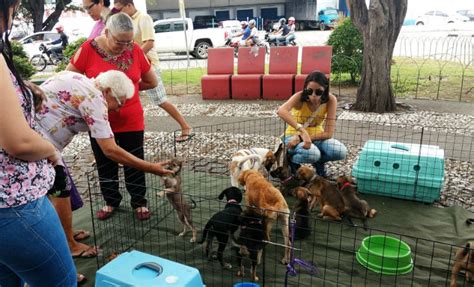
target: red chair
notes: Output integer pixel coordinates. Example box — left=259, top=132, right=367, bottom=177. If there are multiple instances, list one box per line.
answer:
left=201, top=48, right=234, bottom=100
left=231, top=47, right=266, bottom=100
left=295, top=46, right=333, bottom=93
left=262, top=46, right=298, bottom=100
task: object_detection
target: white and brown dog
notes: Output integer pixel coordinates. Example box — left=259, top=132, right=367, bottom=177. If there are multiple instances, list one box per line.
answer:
left=229, top=148, right=277, bottom=187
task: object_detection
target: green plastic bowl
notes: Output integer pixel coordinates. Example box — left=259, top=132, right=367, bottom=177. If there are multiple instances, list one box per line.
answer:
left=356, top=235, right=413, bottom=275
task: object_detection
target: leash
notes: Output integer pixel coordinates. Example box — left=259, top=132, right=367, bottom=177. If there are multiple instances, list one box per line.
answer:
left=284, top=212, right=318, bottom=286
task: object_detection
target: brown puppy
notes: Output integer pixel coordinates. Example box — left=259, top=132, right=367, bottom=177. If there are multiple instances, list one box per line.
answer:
left=238, top=169, right=290, bottom=264
left=296, top=165, right=345, bottom=220
left=159, top=158, right=197, bottom=243
left=450, top=241, right=474, bottom=287
left=336, top=175, right=377, bottom=229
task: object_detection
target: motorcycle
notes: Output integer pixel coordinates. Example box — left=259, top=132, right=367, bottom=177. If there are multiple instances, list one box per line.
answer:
left=29, top=43, right=67, bottom=72
left=265, top=31, right=297, bottom=47
left=225, top=33, right=269, bottom=57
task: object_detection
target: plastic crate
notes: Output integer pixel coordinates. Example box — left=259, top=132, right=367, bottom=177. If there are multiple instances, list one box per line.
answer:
left=95, top=250, right=206, bottom=287
left=352, top=140, right=444, bottom=203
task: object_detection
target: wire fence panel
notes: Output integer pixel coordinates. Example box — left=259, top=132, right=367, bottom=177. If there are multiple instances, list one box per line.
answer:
left=88, top=117, right=473, bottom=286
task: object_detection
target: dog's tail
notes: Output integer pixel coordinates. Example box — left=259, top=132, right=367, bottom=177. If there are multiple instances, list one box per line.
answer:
left=236, top=154, right=262, bottom=171
left=197, top=222, right=211, bottom=244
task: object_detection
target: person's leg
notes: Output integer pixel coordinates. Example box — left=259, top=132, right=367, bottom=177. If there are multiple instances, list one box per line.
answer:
left=0, top=197, right=77, bottom=287
left=90, top=136, right=121, bottom=210
left=148, top=67, right=192, bottom=141
left=115, top=131, right=147, bottom=211
left=286, top=34, right=295, bottom=45
left=284, top=136, right=321, bottom=173
left=313, top=139, right=347, bottom=177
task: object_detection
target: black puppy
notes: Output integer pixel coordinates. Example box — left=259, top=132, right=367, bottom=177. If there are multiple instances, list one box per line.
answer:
left=235, top=210, right=267, bottom=282
left=198, top=186, right=243, bottom=269
left=293, top=187, right=311, bottom=240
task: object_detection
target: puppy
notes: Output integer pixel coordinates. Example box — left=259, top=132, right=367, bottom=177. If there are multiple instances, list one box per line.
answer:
left=296, top=165, right=345, bottom=221
left=235, top=210, right=267, bottom=282
left=198, top=187, right=243, bottom=269
left=229, top=148, right=276, bottom=187
left=336, top=175, right=377, bottom=229
left=238, top=169, right=290, bottom=264
left=293, top=187, right=312, bottom=240
left=159, top=158, right=197, bottom=243
left=450, top=241, right=474, bottom=287
left=270, top=164, right=302, bottom=196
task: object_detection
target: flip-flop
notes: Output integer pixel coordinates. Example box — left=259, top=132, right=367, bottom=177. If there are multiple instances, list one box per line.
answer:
left=73, top=230, right=90, bottom=241
left=96, top=206, right=114, bottom=220
left=77, top=273, right=87, bottom=286
left=72, top=246, right=98, bottom=258
left=136, top=207, right=151, bottom=221
left=176, top=133, right=195, bottom=143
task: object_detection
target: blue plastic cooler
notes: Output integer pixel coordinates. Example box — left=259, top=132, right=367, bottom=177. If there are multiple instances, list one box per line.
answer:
left=352, top=140, right=444, bottom=203
left=95, top=250, right=206, bottom=287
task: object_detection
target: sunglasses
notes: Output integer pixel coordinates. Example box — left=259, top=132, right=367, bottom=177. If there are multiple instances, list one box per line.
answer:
left=304, top=88, right=324, bottom=97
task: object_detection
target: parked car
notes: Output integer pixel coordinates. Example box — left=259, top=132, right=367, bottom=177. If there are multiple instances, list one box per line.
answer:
left=456, top=10, right=474, bottom=21
left=193, top=15, right=219, bottom=29
left=18, top=31, right=60, bottom=59
left=415, top=11, right=469, bottom=26
left=154, top=18, right=227, bottom=59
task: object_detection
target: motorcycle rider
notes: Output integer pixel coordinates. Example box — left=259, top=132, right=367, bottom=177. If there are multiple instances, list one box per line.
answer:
left=268, top=18, right=285, bottom=44
left=276, top=18, right=291, bottom=46
left=48, top=24, right=68, bottom=59
left=285, top=16, right=296, bottom=46
left=233, top=21, right=251, bottom=47
left=245, top=19, right=258, bottom=46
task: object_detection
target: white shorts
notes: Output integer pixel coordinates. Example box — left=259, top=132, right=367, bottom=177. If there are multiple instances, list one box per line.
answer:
left=146, top=66, right=167, bottom=106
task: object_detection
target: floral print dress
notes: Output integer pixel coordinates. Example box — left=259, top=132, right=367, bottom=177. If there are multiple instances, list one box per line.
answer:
left=36, top=71, right=114, bottom=151
left=0, top=73, right=55, bottom=208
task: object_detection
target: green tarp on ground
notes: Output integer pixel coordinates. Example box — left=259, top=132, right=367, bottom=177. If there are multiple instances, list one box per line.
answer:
left=73, top=171, right=474, bottom=287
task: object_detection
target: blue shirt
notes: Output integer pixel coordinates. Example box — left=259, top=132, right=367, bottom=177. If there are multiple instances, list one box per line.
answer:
left=282, top=25, right=290, bottom=36
left=242, top=27, right=251, bottom=40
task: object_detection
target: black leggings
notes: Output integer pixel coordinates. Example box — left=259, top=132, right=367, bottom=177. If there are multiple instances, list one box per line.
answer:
left=90, top=131, right=147, bottom=209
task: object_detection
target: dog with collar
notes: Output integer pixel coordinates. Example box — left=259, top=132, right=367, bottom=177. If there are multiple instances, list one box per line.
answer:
left=198, top=187, right=243, bottom=269
left=238, top=169, right=291, bottom=264
left=159, top=158, right=197, bottom=242
left=450, top=241, right=474, bottom=287
left=229, top=148, right=277, bottom=187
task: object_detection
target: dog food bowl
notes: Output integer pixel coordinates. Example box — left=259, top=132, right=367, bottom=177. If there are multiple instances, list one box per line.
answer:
left=233, top=283, right=260, bottom=287
left=356, top=235, right=413, bottom=275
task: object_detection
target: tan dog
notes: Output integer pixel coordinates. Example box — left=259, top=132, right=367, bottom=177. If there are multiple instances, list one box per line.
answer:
left=238, top=169, right=290, bottom=264
left=296, top=165, right=345, bottom=220
left=450, top=241, right=474, bottom=287
left=229, top=148, right=276, bottom=187
left=159, top=158, right=197, bottom=243
left=336, top=175, right=377, bottom=229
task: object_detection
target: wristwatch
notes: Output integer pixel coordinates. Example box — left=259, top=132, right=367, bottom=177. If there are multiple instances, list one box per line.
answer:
left=295, top=123, right=303, bottom=131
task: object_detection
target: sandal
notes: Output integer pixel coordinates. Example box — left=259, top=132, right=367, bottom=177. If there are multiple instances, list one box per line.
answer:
left=136, top=207, right=151, bottom=221
left=96, top=206, right=114, bottom=220
left=176, top=129, right=195, bottom=143
left=77, top=273, right=87, bottom=285
left=72, top=245, right=98, bottom=258
left=73, top=230, right=90, bottom=241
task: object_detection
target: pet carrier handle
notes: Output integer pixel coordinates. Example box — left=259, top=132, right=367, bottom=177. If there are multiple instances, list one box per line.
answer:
left=391, top=144, right=410, bottom=152
left=134, top=262, right=163, bottom=276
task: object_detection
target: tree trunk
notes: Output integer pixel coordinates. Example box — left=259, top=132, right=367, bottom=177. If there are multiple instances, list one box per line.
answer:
left=42, top=0, right=72, bottom=31
left=25, top=0, right=44, bottom=32
left=349, top=0, right=407, bottom=113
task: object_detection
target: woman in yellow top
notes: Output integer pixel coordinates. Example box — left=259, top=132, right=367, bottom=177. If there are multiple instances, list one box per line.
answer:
left=277, top=71, right=347, bottom=176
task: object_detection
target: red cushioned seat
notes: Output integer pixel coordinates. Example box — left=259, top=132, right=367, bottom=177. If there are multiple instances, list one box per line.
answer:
left=262, top=46, right=298, bottom=100
left=201, top=48, right=234, bottom=100
left=295, top=46, right=332, bottom=93
left=231, top=47, right=265, bottom=100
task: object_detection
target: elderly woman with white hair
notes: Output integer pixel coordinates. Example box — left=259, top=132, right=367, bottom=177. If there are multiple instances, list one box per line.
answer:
left=66, top=12, right=158, bottom=222
left=34, top=70, right=173, bottom=264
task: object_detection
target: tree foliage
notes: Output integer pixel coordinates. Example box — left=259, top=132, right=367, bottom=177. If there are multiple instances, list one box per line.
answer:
left=327, top=18, right=363, bottom=83
left=55, top=37, right=87, bottom=72
left=11, top=41, right=35, bottom=79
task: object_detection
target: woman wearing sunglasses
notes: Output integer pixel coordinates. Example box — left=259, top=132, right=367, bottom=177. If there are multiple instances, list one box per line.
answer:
left=277, top=71, right=347, bottom=177
left=66, top=13, right=158, bottom=221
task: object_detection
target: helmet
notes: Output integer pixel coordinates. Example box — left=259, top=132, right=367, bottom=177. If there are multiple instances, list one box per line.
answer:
left=279, top=18, right=286, bottom=25
left=240, top=21, right=248, bottom=27
left=288, top=17, right=295, bottom=22
left=248, top=19, right=256, bottom=27
left=55, top=24, right=64, bottom=32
